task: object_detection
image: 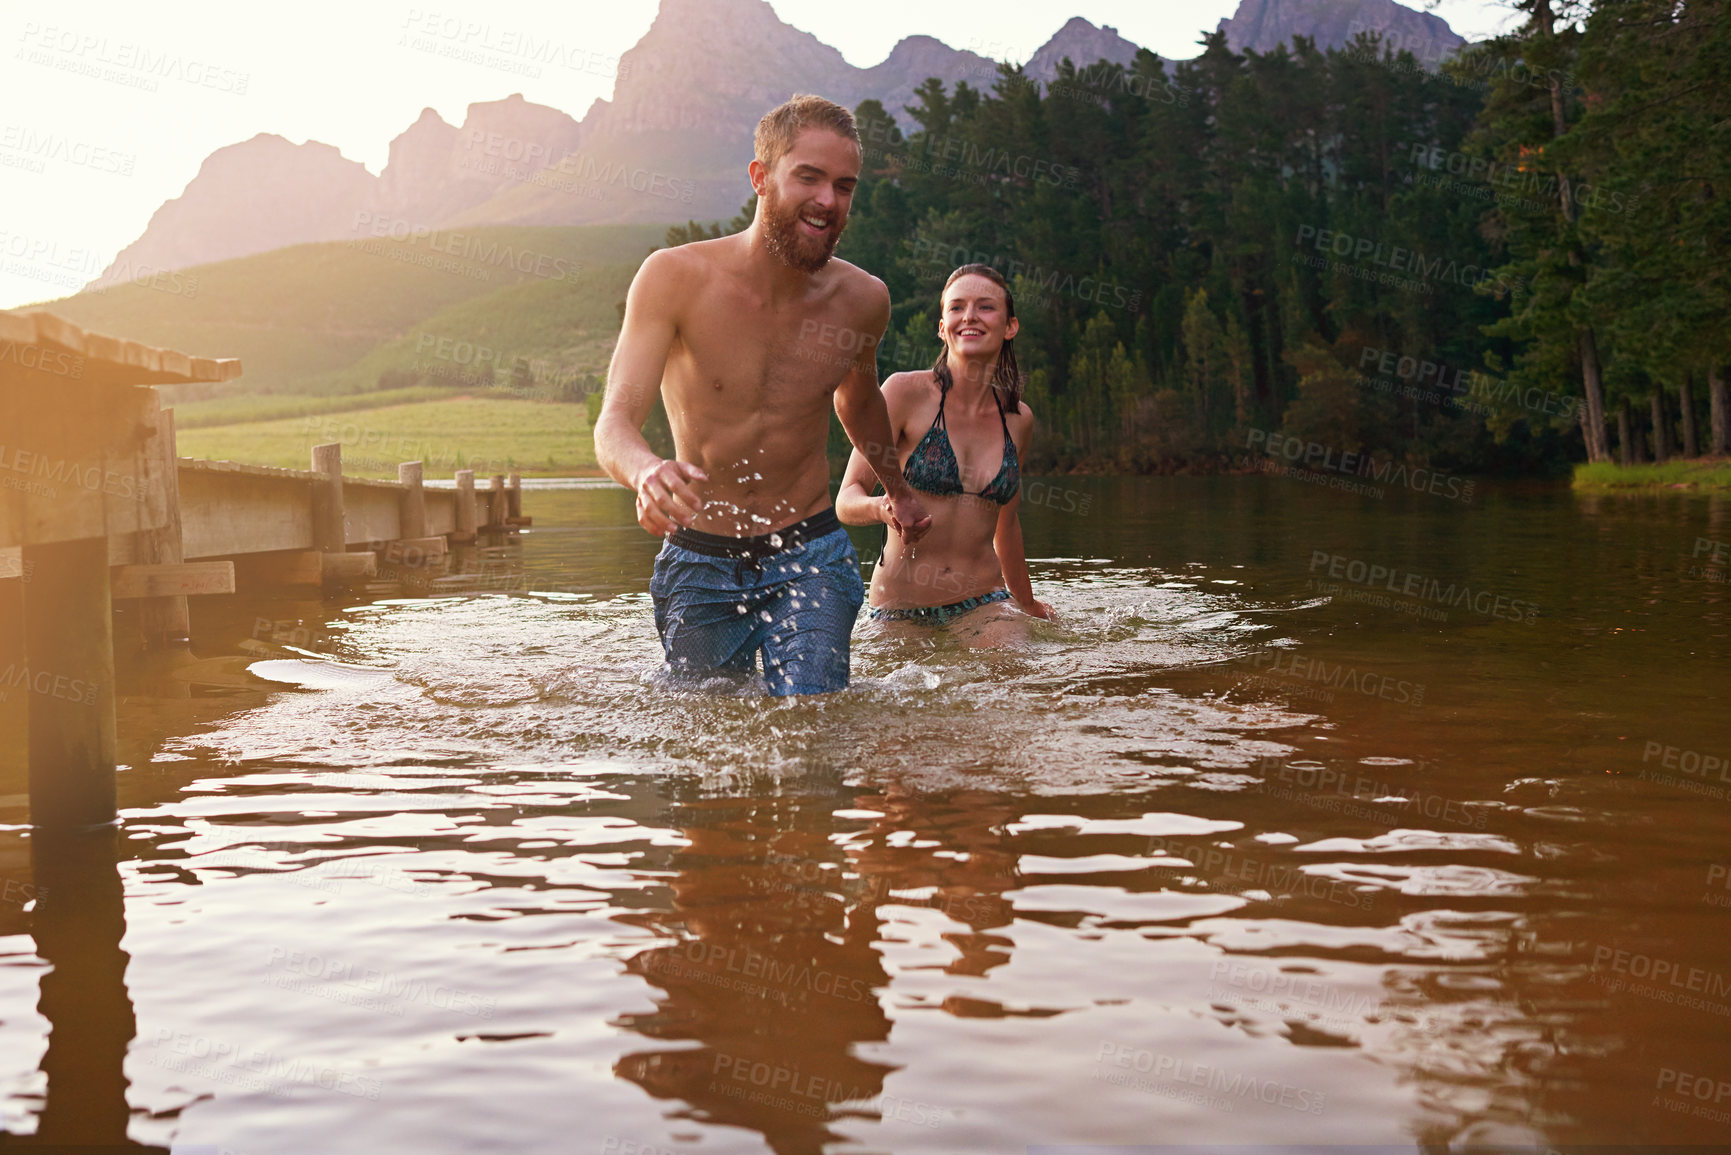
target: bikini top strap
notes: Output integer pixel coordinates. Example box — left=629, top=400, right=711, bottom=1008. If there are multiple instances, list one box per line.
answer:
left=992, top=385, right=1012, bottom=439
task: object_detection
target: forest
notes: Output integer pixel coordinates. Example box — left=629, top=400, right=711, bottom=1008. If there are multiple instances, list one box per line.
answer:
left=679, top=0, right=1728, bottom=476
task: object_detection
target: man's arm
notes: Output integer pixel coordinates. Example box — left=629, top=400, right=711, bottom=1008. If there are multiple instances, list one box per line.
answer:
left=832, top=283, right=931, bottom=542
left=595, top=248, right=708, bottom=536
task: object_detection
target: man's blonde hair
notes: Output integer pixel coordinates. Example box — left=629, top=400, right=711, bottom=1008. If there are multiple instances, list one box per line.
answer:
left=754, top=95, right=860, bottom=173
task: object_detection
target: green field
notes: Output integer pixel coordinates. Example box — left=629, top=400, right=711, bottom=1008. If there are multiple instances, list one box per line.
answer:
left=31, top=224, right=661, bottom=395
left=175, top=396, right=600, bottom=479
left=1572, top=459, right=1731, bottom=490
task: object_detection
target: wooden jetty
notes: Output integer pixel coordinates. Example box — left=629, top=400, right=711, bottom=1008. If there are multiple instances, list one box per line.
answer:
left=0, top=309, right=530, bottom=830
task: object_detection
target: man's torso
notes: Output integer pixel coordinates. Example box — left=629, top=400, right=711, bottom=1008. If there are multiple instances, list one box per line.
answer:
left=660, top=237, right=879, bottom=537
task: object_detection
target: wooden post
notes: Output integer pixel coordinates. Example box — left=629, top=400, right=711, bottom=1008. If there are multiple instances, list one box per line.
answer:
left=507, top=472, right=522, bottom=520
left=398, top=461, right=427, bottom=540
left=136, top=405, right=190, bottom=647
left=21, top=536, right=117, bottom=829
left=311, top=443, right=346, bottom=552
left=489, top=474, right=507, bottom=529
left=454, top=470, right=477, bottom=542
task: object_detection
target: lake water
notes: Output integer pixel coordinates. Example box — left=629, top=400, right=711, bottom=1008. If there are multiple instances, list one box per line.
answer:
left=2, top=476, right=1728, bottom=1152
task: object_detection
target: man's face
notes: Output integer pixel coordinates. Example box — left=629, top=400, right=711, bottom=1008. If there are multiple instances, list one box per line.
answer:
left=755, top=128, right=861, bottom=273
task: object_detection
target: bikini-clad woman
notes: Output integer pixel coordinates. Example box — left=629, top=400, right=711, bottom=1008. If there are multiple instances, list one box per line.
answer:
left=836, top=264, right=1052, bottom=640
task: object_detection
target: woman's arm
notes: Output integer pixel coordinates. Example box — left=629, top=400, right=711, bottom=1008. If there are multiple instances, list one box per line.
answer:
left=994, top=403, right=1053, bottom=620
left=994, top=502, right=1051, bottom=619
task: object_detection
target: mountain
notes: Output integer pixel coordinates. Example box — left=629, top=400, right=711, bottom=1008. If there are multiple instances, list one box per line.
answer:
left=85, top=0, right=1465, bottom=291
left=1024, top=17, right=1143, bottom=83
left=1219, top=0, right=1465, bottom=64
left=371, top=95, right=584, bottom=229
left=91, top=135, right=376, bottom=290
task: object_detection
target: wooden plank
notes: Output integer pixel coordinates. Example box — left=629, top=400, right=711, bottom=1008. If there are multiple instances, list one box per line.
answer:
left=178, top=470, right=314, bottom=558
left=322, top=551, right=376, bottom=579
left=382, top=536, right=448, bottom=567
left=111, top=561, right=234, bottom=599
left=231, top=549, right=322, bottom=588
left=28, top=312, right=86, bottom=355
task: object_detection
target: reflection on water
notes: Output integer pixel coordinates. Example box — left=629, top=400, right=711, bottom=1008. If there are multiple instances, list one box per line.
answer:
left=0, top=477, right=1728, bottom=1151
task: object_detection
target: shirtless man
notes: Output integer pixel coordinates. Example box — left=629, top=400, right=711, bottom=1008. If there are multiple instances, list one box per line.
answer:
left=594, top=95, right=930, bottom=696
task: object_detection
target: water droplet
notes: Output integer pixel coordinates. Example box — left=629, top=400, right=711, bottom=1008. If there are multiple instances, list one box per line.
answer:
left=759, top=610, right=773, bottom=622
left=736, top=604, right=748, bottom=614
left=769, top=534, right=783, bottom=549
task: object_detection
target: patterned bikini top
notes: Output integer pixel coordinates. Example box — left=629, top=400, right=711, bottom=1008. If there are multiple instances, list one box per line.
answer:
left=902, top=381, right=1020, bottom=505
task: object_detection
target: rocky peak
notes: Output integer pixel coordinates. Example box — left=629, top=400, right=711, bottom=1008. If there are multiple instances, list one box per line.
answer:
left=1219, top=0, right=1464, bottom=65
left=1025, top=17, right=1144, bottom=84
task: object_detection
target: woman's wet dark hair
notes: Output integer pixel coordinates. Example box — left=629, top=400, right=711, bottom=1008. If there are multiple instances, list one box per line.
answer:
left=931, top=263, right=1023, bottom=409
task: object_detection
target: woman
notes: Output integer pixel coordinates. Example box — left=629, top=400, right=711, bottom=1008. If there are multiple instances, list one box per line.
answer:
left=837, top=264, right=1052, bottom=640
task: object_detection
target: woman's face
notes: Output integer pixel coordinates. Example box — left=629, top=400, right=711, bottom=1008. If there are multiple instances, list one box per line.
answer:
left=938, top=274, right=1019, bottom=358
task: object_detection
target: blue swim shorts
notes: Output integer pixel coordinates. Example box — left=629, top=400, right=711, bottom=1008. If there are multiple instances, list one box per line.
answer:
left=648, top=508, right=865, bottom=696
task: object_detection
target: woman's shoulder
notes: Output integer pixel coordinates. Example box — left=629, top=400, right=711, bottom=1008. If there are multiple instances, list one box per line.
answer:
left=882, top=369, right=939, bottom=407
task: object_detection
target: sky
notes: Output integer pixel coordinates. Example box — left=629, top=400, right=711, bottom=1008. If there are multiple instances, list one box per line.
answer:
left=0, top=0, right=1526, bottom=310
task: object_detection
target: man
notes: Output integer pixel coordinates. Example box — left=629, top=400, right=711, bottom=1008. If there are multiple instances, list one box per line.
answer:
left=594, top=95, right=930, bottom=696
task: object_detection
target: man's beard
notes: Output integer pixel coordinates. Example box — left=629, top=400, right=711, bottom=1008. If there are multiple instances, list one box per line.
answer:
left=761, top=186, right=842, bottom=273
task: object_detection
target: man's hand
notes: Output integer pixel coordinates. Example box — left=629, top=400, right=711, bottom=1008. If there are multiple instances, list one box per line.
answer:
left=884, top=486, right=932, bottom=543
left=633, top=459, right=709, bottom=536
left=1020, top=597, right=1056, bottom=622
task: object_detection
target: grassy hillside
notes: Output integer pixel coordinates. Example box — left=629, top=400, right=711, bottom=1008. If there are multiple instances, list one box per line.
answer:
left=291, top=260, right=636, bottom=398
left=31, top=224, right=661, bottom=394
left=176, top=396, right=598, bottom=479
